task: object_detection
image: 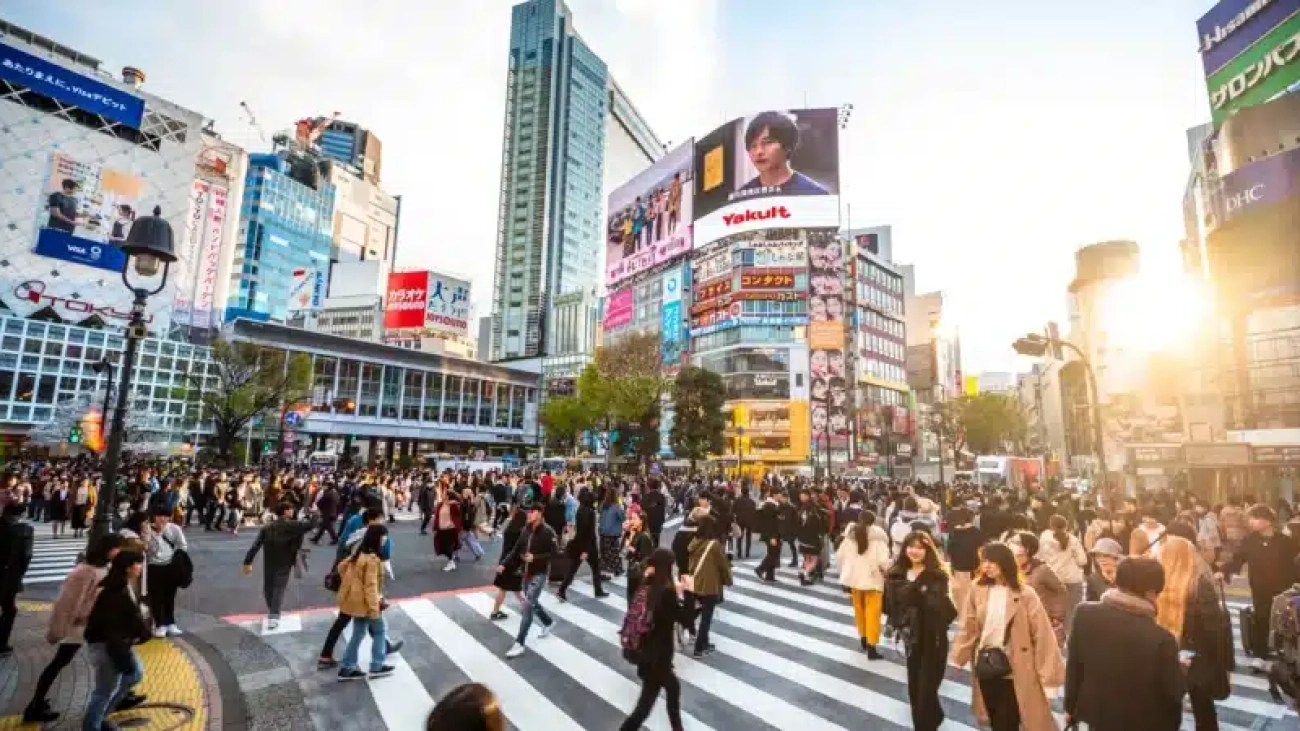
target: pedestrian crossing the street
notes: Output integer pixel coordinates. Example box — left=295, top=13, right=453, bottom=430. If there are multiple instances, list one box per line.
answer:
left=24, top=533, right=83, bottom=585
left=252, top=559, right=1299, bottom=731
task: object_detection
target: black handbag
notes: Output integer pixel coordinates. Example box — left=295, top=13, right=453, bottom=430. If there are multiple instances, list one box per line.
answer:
left=162, top=534, right=194, bottom=589
left=974, top=646, right=1013, bottom=681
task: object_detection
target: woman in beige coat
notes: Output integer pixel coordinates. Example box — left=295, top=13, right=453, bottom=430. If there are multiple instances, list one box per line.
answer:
left=951, top=542, right=1065, bottom=731
left=834, top=510, right=891, bottom=658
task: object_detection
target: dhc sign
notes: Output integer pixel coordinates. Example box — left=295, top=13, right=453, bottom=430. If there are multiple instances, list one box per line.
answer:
left=0, top=41, right=145, bottom=128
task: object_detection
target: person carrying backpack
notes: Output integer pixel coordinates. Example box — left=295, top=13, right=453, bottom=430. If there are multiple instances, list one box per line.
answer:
left=618, top=548, right=687, bottom=731
left=1269, top=555, right=1300, bottom=705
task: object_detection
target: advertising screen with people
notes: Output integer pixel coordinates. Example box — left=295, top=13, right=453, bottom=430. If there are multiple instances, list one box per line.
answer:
left=693, top=108, right=840, bottom=246
left=33, top=153, right=142, bottom=273
left=605, top=141, right=694, bottom=287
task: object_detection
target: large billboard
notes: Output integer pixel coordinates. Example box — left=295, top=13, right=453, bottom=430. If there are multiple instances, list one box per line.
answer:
left=0, top=41, right=145, bottom=128
left=175, top=180, right=230, bottom=328
left=288, top=268, right=326, bottom=315
left=384, top=271, right=429, bottom=330
left=808, top=231, right=848, bottom=450
left=693, top=108, right=840, bottom=246
left=661, top=266, right=684, bottom=369
left=1198, top=0, right=1300, bottom=75
left=1206, top=10, right=1300, bottom=125
left=423, top=273, right=472, bottom=338
left=606, top=141, right=694, bottom=287
left=603, top=287, right=634, bottom=331
left=33, top=153, right=144, bottom=274
left=1207, top=145, right=1300, bottom=231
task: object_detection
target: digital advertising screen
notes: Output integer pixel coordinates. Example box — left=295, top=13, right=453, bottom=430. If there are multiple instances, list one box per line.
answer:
left=693, top=108, right=840, bottom=246
left=606, top=141, right=694, bottom=287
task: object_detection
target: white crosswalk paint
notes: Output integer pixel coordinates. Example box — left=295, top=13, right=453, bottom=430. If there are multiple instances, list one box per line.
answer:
left=24, top=534, right=83, bottom=584
left=401, top=599, right=587, bottom=731
left=458, top=592, right=716, bottom=731
left=563, top=580, right=975, bottom=730
left=540, top=587, right=854, bottom=730
left=344, top=621, right=435, bottom=729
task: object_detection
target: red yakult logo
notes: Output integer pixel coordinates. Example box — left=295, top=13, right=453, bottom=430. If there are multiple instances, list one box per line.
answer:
left=722, top=205, right=791, bottom=227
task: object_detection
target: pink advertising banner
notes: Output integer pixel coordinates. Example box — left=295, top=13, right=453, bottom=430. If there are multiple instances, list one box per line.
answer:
left=603, top=287, right=635, bottom=330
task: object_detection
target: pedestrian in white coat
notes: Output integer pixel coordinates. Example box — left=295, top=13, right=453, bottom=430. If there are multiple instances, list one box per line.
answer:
left=835, top=510, right=892, bottom=659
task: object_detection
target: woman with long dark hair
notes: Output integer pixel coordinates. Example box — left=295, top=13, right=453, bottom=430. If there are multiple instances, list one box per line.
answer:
left=488, top=506, right=527, bottom=621
left=1012, top=531, right=1067, bottom=645
left=951, top=542, right=1064, bottom=731
left=82, top=550, right=151, bottom=731
left=883, top=530, right=957, bottom=731
left=623, top=507, right=655, bottom=603
left=620, top=548, right=687, bottom=731
left=599, top=487, right=627, bottom=579
left=835, top=510, right=891, bottom=658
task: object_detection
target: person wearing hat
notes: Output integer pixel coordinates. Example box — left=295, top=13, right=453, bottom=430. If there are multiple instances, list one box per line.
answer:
left=499, top=500, right=558, bottom=659
left=1086, top=537, right=1124, bottom=601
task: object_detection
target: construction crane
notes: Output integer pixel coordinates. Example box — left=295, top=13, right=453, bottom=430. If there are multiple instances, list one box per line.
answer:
left=239, top=101, right=267, bottom=143
left=293, top=111, right=340, bottom=151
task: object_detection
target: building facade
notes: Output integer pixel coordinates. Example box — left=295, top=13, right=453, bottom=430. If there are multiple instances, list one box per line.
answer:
left=314, top=117, right=384, bottom=184
left=490, top=0, right=662, bottom=361
left=0, top=22, right=209, bottom=339
left=225, top=152, right=334, bottom=323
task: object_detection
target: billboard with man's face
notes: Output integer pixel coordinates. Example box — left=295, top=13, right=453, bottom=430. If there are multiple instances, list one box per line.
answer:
left=33, top=153, right=143, bottom=273
left=606, top=141, right=694, bottom=288
left=693, top=108, right=840, bottom=247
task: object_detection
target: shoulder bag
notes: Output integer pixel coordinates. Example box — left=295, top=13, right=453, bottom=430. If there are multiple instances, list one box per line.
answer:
left=681, top=540, right=716, bottom=594
left=974, top=599, right=1014, bottom=682
left=161, top=532, right=194, bottom=589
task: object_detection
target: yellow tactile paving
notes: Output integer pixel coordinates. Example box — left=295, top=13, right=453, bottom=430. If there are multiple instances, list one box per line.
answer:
left=14, top=601, right=50, bottom=612
left=0, top=638, right=208, bottom=731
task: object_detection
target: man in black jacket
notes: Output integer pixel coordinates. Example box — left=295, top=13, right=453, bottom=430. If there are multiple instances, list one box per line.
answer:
left=1219, top=503, right=1298, bottom=664
left=558, top=490, right=608, bottom=601
left=243, top=502, right=318, bottom=630
left=0, top=501, right=33, bottom=655
left=642, top=482, right=666, bottom=546
left=1065, top=557, right=1185, bottom=731
left=754, top=490, right=786, bottom=583
left=500, top=502, right=557, bottom=659
left=734, top=490, right=757, bottom=559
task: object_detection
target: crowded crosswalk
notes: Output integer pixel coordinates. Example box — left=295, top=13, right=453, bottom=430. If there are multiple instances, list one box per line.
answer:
left=248, top=563, right=1298, bottom=731
left=23, top=532, right=80, bottom=585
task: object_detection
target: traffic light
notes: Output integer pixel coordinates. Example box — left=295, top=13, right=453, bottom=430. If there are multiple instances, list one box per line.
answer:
left=68, top=425, right=83, bottom=444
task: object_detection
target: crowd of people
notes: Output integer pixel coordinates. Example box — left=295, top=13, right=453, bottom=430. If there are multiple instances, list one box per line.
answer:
left=4, top=455, right=1300, bottom=729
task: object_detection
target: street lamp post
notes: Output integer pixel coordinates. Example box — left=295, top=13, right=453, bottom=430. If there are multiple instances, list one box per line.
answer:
left=1012, top=333, right=1107, bottom=489
left=90, top=207, right=176, bottom=549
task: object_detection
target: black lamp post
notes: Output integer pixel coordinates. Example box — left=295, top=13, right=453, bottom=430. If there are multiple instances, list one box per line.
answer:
left=91, top=358, right=115, bottom=443
left=90, top=207, right=176, bottom=548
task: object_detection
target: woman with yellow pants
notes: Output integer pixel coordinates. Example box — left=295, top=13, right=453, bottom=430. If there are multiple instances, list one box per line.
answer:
left=834, top=510, right=892, bottom=658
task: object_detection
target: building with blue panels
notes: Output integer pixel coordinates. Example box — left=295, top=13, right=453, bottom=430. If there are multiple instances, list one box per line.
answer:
left=489, top=0, right=662, bottom=361
left=225, top=152, right=335, bottom=323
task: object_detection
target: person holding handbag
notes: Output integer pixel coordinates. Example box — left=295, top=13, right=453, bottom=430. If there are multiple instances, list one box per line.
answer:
left=951, top=541, right=1064, bottom=731
left=683, top=514, right=732, bottom=658
left=883, top=530, right=958, bottom=731
left=145, top=507, right=189, bottom=638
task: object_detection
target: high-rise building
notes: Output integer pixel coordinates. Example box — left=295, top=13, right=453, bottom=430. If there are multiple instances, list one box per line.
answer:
left=314, top=118, right=384, bottom=184
left=224, top=152, right=334, bottom=323
left=490, top=0, right=662, bottom=362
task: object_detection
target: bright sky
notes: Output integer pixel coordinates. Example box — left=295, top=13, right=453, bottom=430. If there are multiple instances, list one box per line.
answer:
left=5, top=0, right=1216, bottom=372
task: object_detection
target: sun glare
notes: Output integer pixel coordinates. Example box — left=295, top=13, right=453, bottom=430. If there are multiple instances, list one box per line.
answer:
left=1098, top=272, right=1212, bottom=354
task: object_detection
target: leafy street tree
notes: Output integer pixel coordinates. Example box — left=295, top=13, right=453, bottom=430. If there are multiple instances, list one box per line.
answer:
left=670, top=366, right=726, bottom=471
left=956, top=392, right=1029, bottom=455
left=539, top=395, right=595, bottom=455
left=180, top=339, right=311, bottom=464
left=579, top=332, right=667, bottom=468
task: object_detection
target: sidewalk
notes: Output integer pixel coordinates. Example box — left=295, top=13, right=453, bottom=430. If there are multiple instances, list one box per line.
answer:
left=0, top=602, right=255, bottom=730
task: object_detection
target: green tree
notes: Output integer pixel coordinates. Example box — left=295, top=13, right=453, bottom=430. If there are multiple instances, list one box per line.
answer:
left=581, top=332, right=667, bottom=469
left=958, top=392, right=1028, bottom=455
left=670, top=366, right=726, bottom=471
left=539, top=395, right=595, bottom=455
left=181, top=339, right=311, bottom=465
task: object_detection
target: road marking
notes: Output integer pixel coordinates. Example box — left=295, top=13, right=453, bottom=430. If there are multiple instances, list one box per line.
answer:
left=458, top=592, right=715, bottom=731
left=345, top=621, right=435, bottom=730
left=401, top=599, right=586, bottom=731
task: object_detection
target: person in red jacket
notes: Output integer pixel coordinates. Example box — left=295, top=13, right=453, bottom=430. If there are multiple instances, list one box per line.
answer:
left=432, top=487, right=463, bottom=572
left=539, top=471, right=554, bottom=502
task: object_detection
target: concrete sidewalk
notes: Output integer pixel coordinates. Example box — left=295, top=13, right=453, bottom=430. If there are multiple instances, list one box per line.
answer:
left=0, top=602, right=261, bottom=730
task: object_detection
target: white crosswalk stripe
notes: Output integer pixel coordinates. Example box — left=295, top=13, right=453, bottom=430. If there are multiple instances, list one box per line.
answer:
left=24, top=533, right=84, bottom=584
left=327, top=560, right=1297, bottom=731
